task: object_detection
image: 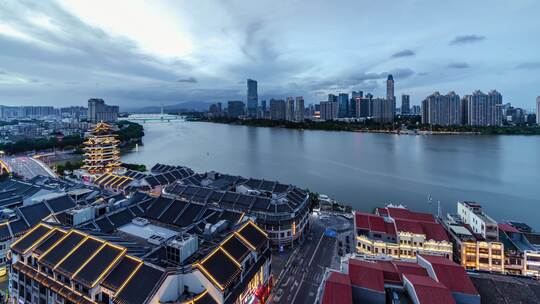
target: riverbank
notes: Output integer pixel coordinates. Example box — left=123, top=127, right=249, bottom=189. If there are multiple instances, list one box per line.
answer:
left=198, top=117, right=540, bottom=136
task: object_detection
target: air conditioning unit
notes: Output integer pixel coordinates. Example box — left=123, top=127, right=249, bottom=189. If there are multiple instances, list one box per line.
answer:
left=148, top=234, right=166, bottom=245
left=132, top=217, right=149, bottom=227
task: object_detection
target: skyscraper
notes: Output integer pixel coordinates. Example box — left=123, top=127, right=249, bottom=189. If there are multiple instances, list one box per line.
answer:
left=463, top=90, right=503, bottom=126
left=338, top=93, right=349, bottom=118
left=227, top=101, right=245, bottom=118
left=537, top=96, right=540, bottom=124
left=269, top=99, right=286, bottom=120
left=295, top=97, right=305, bottom=122
left=421, top=91, right=462, bottom=126
left=401, top=94, right=410, bottom=115
left=387, top=74, right=395, bottom=114
left=286, top=97, right=295, bottom=121
left=87, top=98, right=119, bottom=123
left=328, top=94, right=338, bottom=103
left=320, top=101, right=338, bottom=121
left=260, top=100, right=267, bottom=118
left=372, top=98, right=394, bottom=123
left=359, top=94, right=373, bottom=118
left=247, top=79, right=258, bottom=118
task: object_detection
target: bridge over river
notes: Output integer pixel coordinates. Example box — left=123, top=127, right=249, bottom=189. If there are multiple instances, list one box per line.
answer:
left=125, top=114, right=184, bottom=123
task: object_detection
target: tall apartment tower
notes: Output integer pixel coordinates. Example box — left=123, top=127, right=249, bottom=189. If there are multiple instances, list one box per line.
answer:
left=401, top=94, right=410, bottom=115
left=372, top=98, right=394, bottom=123
left=537, top=96, right=540, bottom=124
left=421, top=91, right=462, bottom=126
left=387, top=74, right=395, bottom=114
left=286, top=97, right=295, bottom=121
left=87, top=98, right=119, bottom=123
left=320, top=101, right=338, bottom=121
left=295, top=97, right=305, bottom=122
left=337, top=93, right=349, bottom=118
left=269, top=99, right=286, bottom=120
left=463, top=90, right=503, bottom=126
left=247, top=79, right=258, bottom=118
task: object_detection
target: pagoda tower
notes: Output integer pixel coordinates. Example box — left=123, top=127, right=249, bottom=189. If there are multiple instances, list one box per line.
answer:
left=82, top=122, right=121, bottom=175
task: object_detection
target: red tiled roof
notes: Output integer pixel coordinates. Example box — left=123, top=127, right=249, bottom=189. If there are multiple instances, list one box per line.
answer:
left=355, top=212, right=395, bottom=236
left=498, top=223, right=520, bottom=233
left=394, top=261, right=429, bottom=280
left=376, top=207, right=388, bottom=217
left=394, top=219, right=449, bottom=242
left=322, top=272, right=352, bottom=304
left=348, top=259, right=385, bottom=293
left=404, top=274, right=456, bottom=304
left=379, top=261, right=401, bottom=284
left=386, top=207, right=436, bottom=223
left=419, top=255, right=479, bottom=296
left=379, top=260, right=429, bottom=284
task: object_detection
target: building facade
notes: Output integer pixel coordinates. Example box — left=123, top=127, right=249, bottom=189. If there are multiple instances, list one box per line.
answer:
left=536, top=96, right=540, bottom=124
left=295, top=97, right=305, bottom=122
left=421, top=91, right=462, bottom=126
left=82, top=123, right=121, bottom=175
left=87, top=99, right=119, bottom=123
left=371, top=98, right=394, bottom=123
left=463, top=90, right=503, bottom=126
left=338, top=93, right=349, bottom=118
left=247, top=79, right=258, bottom=118
left=401, top=94, right=410, bottom=115
left=320, top=101, right=338, bottom=121
left=285, top=97, right=295, bottom=121
left=457, top=201, right=499, bottom=241
left=227, top=101, right=245, bottom=118
left=269, top=99, right=286, bottom=120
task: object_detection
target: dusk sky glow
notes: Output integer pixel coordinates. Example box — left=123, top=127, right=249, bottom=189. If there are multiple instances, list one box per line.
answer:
left=1, top=0, right=539, bottom=109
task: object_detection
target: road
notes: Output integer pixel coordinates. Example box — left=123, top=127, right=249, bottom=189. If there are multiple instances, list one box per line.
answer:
left=271, top=213, right=352, bottom=304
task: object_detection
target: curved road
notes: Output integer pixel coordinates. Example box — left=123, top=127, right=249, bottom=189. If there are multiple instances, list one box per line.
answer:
left=0, top=156, right=56, bottom=179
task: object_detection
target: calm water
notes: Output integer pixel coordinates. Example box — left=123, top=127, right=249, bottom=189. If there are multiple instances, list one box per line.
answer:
left=122, top=121, right=540, bottom=229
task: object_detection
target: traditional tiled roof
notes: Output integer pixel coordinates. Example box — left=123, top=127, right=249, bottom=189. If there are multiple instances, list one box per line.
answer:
left=404, top=274, right=456, bottom=304
left=355, top=212, right=396, bottom=235
left=418, top=255, right=479, bottom=296
left=348, top=259, right=385, bottom=293
left=321, top=272, right=352, bottom=304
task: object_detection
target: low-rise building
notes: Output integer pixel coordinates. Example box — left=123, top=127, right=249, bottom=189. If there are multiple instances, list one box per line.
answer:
left=457, top=201, right=499, bottom=241
left=316, top=254, right=480, bottom=304
left=443, top=212, right=504, bottom=273
left=499, top=222, right=540, bottom=277
left=354, top=205, right=452, bottom=261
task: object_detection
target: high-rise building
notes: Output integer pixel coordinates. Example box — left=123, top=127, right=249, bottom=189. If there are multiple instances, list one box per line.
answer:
left=286, top=97, right=295, bottom=121
left=421, top=91, right=462, bottom=126
left=320, top=101, right=338, bottom=121
left=269, top=99, right=286, bottom=120
left=295, top=96, right=304, bottom=122
left=246, top=79, right=258, bottom=118
left=260, top=99, right=267, bottom=118
left=371, top=98, right=394, bottom=123
left=359, top=94, right=373, bottom=118
left=536, top=96, right=540, bottom=124
left=82, top=122, right=121, bottom=175
left=387, top=74, right=395, bottom=114
left=463, top=90, right=503, bottom=126
left=227, top=100, right=245, bottom=118
left=87, top=98, right=119, bottom=123
left=328, top=94, right=338, bottom=103
left=401, top=94, right=410, bottom=115
left=338, top=93, right=349, bottom=118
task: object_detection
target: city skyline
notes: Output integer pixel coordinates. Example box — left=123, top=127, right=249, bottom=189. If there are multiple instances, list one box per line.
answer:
left=0, top=1, right=539, bottom=108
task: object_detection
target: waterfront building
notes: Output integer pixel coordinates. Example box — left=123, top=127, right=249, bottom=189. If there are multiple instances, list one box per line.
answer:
left=498, top=222, right=540, bottom=277
left=247, top=79, right=258, bottom=118
left=354, top=205, right=452, bottom=261
left=82, top=123, right=121, bottom=175
left=338, top=93, right=349, bottom=118
left=401, top=94, right=410, bottom=115
left=269, top=99, right=286, bottom=120
left=443, top=205, right=504, bottom=273
left=10, top=216, right=272, bottom=304
left=227, top=100, right=245, bottom=118
left=208, top=103, right=222, bottom=117
left=350, top=91, right=363, bottom=118
left=358, top=94, right=373, bottom=118
left=328, top=94, right=338, bottom=103
left=371, top=98, right=394, bottom=123
left=320, top=101, right=338, bottom=121
left=536, top=96, right=540, bottom=124
left=0, top=105, right=58, bottom=120
left=421, top=91, right=462, bottom=126
left=411, top=105, right=421, bottom=116
left=87, top=99, right=119, bottom=123
left=286, top=97, right=295, bottom=121
left=387, top=74, right=396, bottom=114
left=295, top=96, right=305, bottom=122
left=316, top=254, right=479, bottom=304
left=457, top=201, right=498, bottom=241
left=260, top=99, right=267, bottom=118
left=462, top=90, right=503, bottom=126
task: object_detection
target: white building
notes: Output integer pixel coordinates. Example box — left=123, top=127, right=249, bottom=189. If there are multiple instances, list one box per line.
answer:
left=457, top=201, right=499, bottom=241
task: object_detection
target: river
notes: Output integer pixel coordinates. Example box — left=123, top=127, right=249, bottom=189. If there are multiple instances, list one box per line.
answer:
left=122, top=120, right=540, bottom=229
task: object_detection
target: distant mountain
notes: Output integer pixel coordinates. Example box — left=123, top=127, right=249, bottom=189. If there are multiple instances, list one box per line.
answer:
left=127, top=101, right=212, bottom=113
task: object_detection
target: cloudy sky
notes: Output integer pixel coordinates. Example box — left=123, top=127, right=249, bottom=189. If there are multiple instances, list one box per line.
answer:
left=0, top=0, right=539, bottom=109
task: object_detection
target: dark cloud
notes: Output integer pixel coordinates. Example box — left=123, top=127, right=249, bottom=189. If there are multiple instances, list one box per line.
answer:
left=391, top=49, right=415, bottom=58
left=450, top=35, right=486, bottom=45
left=177, top=77, right=197, bottom=83
left=516, top=62, right=540, bottom=70
left=447, top=62, right=470, bottom=69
